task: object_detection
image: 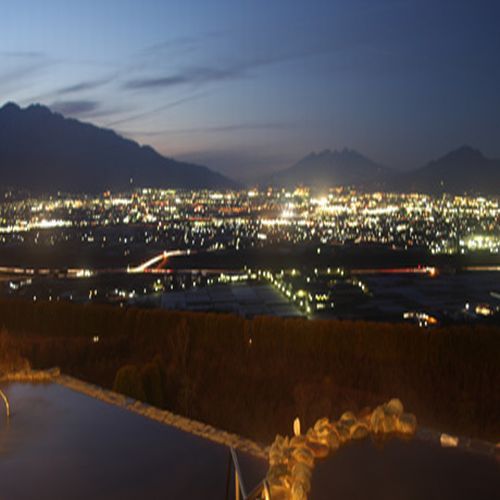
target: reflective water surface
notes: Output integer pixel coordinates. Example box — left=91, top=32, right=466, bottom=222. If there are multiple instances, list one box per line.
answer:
left=0, top=383, right=265, bottom=499
left=311, top=433, right=500, bottom=500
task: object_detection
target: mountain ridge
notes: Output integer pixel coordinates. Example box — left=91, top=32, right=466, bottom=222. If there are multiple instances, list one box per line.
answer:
left=1, top=103, right=498, bottom=195
left=260, top=145, right=499, bottom=195
left=390, top=145, right=500, bottom=194
left=0, top=102, right=238, bottom=193
left=261, top=148, right=390, bottom=189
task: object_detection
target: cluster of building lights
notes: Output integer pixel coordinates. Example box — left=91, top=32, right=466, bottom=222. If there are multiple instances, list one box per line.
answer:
left=0, top=188, right=498, bottom=255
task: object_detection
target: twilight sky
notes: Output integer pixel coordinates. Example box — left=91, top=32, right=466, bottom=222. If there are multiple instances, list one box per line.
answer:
left=2, top=0, right=500, bottom=181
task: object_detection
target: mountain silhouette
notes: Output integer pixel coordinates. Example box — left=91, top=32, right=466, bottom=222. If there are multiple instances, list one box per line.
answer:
left=262, top=148, right=390, bottom=188
left=0, top=102, right=237, bottom=192
left=262, top=146, right=499, bottom=195
left=393, top=146, right=500, bottom=194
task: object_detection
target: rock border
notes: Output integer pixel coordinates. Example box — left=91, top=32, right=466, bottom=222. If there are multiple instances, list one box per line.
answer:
left=1, top=371, right=497, bottom=474
left=265, top=399, right=499, bottom=500
left=0, top=368, right=267, bottom=459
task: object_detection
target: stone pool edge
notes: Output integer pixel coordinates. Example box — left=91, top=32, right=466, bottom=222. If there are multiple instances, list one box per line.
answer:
left=1, top=368, right=268, bottom=459
left=2, top=368, right=498, bottom=460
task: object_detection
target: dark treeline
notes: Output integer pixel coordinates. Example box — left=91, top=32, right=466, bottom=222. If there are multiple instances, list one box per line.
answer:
left=0, top=297, right=498, bottom=443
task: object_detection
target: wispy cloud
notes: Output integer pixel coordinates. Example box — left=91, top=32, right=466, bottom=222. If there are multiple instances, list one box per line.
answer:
left=185, top=121, right=290, bottom=134
left=49, top=99, right=129, bottom=121
left=0, top=50, right=45, bottom=59
left=0, top=51, right=55, bottom=96
left=124, top=66, right=241, bottom=90
left=139, top=36, right=199, bottom=56
left=139, top=31, right=226, bottom=57
left=0, top=50, right=50, bottom=80
left=123, top=47, right=328, bottom=92
left=0, top=65, right=41, bottom=87
left=50, top=99, right=100, bottom=116
left=58, top=78, right=112, bottom=95
left=128, top=121, right=290, bottom=137
left=106, top=91, right=210, bottom=128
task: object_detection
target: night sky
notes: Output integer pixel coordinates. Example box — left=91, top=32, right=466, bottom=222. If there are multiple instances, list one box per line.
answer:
left=2, top=0, right=500, bottom=180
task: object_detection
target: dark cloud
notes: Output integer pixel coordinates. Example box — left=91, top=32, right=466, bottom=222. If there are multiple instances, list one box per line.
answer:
left=50, top=100, right=100, bottom=116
